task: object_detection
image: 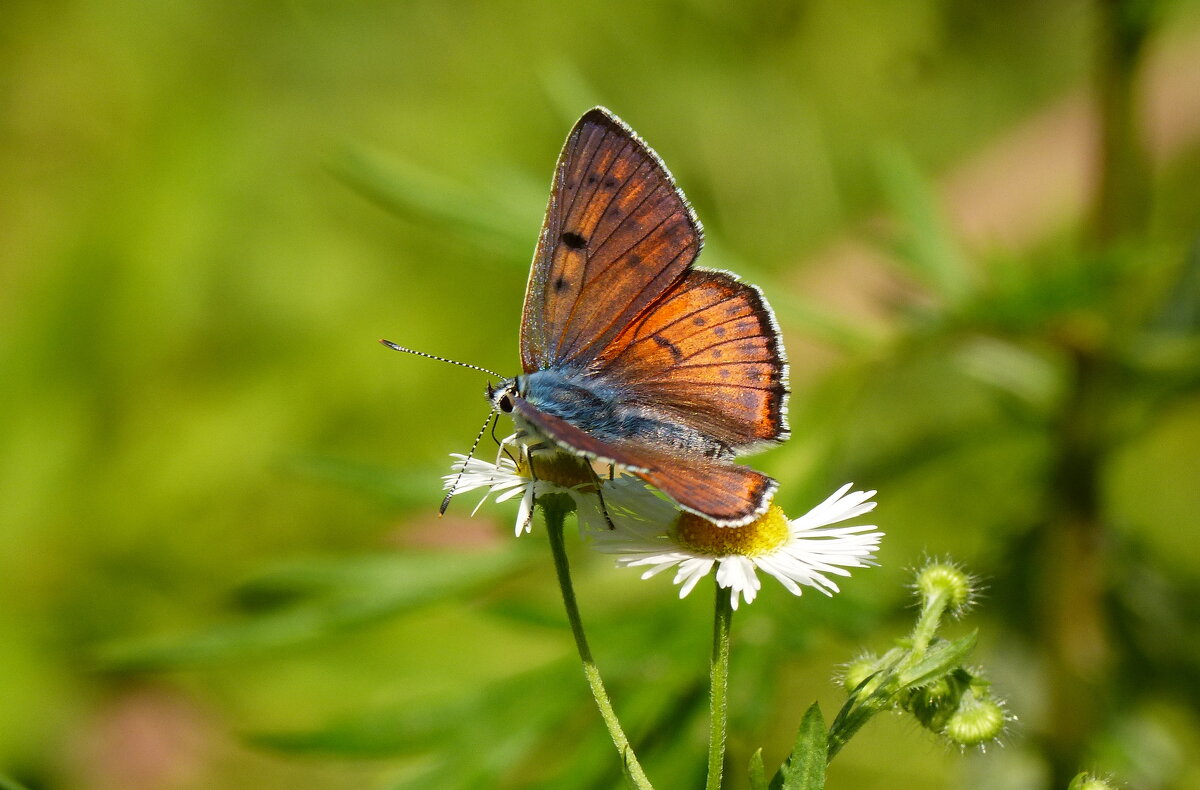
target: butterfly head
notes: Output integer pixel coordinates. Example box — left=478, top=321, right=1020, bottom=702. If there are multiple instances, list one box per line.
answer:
left=487, top=377, right=521, bottom=415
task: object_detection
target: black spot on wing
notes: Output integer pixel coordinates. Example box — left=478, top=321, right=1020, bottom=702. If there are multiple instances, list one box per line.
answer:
left=652, top=334, right=683, bottom=362
left=561, top=231, right=587, bottom=249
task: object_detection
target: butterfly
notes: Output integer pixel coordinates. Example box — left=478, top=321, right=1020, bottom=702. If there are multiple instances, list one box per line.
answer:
left=482, top=107, right=789, bottom=527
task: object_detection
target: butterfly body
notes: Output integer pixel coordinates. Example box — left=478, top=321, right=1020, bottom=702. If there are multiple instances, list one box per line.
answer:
left=493, top=368, right=731, bottom=462
left=490, top=107, right=789, bottom=527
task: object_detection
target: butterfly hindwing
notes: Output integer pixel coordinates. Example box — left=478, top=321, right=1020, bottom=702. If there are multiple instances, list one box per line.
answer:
left=511, top=397, right=776, bottom=526
left=590, top=268, right=789, bottom=451
left=634, top=450, right=777, bottom=526
left=520, top=108, right=702, bottom=373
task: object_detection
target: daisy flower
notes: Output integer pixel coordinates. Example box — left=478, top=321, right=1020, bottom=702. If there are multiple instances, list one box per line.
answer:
left=443, top=438, right=616, bottom=535
left=591, top=483, right=883, bottom=609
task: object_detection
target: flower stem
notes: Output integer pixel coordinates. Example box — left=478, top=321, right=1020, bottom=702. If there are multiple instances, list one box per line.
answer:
left=907, top=589, right=950, bottom=664
left=542, top=496, right=654, bottom=790
left=706, top=582, right=733, bottom=790
left=828, top=588, right=952, bottom=762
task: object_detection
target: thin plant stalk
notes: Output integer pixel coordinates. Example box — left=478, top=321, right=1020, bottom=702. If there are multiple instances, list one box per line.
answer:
left=905, top=586, right=951, bottom=668
left=706, top=583, right=734, bottom=790
left=542, top=496, right=655, bottom=790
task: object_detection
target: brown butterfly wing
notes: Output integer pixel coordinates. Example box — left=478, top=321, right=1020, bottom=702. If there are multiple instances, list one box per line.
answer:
left=634, top=451, right=777, bottom=526
left=520, top=108, right=702, bottom=373
left=590, top=268, right=789, bottom=452
left=512, top=397, right=776, bottom=526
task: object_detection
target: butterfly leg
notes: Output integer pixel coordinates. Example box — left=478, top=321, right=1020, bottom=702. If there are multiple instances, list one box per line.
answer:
left=588, top=464, right=617, bottom=531
left=518, top=441, right=565, bottom=533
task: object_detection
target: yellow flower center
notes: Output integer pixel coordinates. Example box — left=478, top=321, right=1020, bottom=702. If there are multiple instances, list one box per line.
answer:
left=674, top=505, right=790, bottom=557
left=520, top=451, right=597, bottom=492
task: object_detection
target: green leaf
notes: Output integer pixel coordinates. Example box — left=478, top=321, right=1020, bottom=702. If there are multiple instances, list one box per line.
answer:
left=1148, top=236, right=1200, bottom=333
left=97, top=551, right=525, bottom=670
left=0, top=775, right=32, bottom=790
left=897, top=631, right=978, bottom=688
left=769, top=292, right=881, bottom=354
left=251, top=659, right=584, bottom=776
left=771, top=702, right=827, bottom=790
left=281, top=454, right=438, bottom=508
left=875, top=145, right=973, bottom=304
left=252, top=699, right=465, bottom=756
left=331, top=143, right=535, bottom=260
left=235, top=552, right=527, bottom=601
left=748, top=748, right=768, bottom=790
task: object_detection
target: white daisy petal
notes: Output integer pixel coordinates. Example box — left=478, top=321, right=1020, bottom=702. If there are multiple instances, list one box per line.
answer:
left=493, top=486, right=527, bottom=504
left=599, top=484, right=884, bottom=606
left=440, top=450, right=619, bottom=538
left=754, top=556, right=804, bottom=595
left=516, top=487, right=535, bottom=535
left=676, top=558, right=716, bottom=598
left=639, top=562, right=680, bottom=579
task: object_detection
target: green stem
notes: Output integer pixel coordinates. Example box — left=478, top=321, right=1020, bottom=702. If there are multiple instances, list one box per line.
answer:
left=706, top=583, right=734, bottom=790
left=827, top=589, right=950, bottom=762
left=542, top=497, right=654, bottom=790
left=906, top=590, right=950, bottom=667
left=825, top=650, right=904, bottom=761
left=1090, top=0, right=1155, bottom=243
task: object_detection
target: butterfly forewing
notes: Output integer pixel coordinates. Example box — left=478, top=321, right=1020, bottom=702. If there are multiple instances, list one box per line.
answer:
left=520, top=108, right=702, bottom=373
left=591, top=269, right=788, bottom=450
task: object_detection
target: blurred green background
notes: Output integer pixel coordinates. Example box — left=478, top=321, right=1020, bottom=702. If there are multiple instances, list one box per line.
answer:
left=3, top=1, right=1200, bottom=788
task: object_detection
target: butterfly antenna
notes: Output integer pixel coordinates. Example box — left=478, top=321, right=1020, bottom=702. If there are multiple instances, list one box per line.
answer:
left=441, top=410, right=499, bottom=515
left=379, top=339, right=502, bottom=379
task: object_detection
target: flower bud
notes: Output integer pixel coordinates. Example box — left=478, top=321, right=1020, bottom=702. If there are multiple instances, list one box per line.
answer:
left=905, top=674, right=959, bottom=732
left=841, top=655, right=879, bottom=694
left=943, top=692, right=1006, bottom=747
left=915, top=560, right=974, bottom=614
left=1067, top=773, right=1116, bottom=790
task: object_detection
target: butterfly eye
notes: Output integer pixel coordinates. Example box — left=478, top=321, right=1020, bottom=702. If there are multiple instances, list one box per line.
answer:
left=498, top=394, right=514, bottom=413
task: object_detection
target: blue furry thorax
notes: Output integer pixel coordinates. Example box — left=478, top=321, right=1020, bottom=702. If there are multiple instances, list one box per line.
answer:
left=505, top=367, right=726, bottom=457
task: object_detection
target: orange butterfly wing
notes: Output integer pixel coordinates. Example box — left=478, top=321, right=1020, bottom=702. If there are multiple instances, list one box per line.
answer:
left=590, top=268, right=789, bottom=452
left=520, top=108, right=701, bottom=373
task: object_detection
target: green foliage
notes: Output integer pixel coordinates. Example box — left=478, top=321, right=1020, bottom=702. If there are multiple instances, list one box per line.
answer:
left=771, top=703, right=827, bottom=790
left=98, top=552, right=528, bottom=670
left=4, top=0, right=1200, bottom=788
left=874, top=146, right=974, bottom=305
left=824, top=562, right=999, bottom=765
